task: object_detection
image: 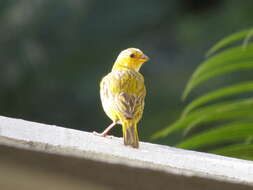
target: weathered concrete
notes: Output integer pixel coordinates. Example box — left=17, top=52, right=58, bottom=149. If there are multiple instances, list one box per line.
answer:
left=0, top=115, right=253, bottom=190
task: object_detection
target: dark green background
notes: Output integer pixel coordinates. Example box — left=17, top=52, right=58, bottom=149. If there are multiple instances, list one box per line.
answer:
left=1, top=0, right=252, bottom=145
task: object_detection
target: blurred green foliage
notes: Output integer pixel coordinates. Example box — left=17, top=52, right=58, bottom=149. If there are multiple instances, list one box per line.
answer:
left=0, top=0, right=253, bottom=149
left=153, top=29, right=253, bottom=160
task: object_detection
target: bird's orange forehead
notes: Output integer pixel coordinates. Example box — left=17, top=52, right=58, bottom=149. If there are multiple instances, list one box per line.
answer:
left=126, top=48, right=142, bottom=54
left=119, top=48, right=143, bottom=58
left=113, top=47, right=148, bottom=71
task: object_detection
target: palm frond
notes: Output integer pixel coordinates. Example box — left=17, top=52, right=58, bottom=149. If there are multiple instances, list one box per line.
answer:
left=210, top=143, right=253, bottom=160
left=206, top=28, right=253, bottom=56
left=182, top=81, right=253, bottom=117
left=182, top=43, right=253, bottom=100
left=152, top=98, right=253, bottom=139
left=153, top=28, right=253, bottom=160
left=176, top=121, right=253, bottom=149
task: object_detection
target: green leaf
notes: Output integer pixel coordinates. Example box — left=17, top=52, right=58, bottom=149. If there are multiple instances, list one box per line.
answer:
left=242, top=29, right=253, bottom=49
left=183, top=61, right=253, bottom=101
left=183, top=108, right=253, bottom=136
left=206, top=29, right=253, bottom=56
left=209, top=143, right=253, bottom=160
left=151, top=98, right=253, bottom=139
left=182, top=43, right=253, bottom=100
left=176, top=121, right=253, bottom=149
left=182, top=81, right=253, bottom=117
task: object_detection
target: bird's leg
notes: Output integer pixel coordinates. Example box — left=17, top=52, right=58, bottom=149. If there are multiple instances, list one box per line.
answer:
left=93, top=122, right=116, bottom=138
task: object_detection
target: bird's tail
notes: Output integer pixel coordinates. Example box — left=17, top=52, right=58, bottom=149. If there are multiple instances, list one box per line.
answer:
left=122, top=122, right=139, bottom=148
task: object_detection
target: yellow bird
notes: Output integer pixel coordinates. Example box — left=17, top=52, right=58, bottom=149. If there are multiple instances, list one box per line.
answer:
left=94, top=48, right=149, bottom=148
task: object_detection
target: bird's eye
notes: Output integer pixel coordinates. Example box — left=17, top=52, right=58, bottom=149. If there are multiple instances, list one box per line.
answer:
left=130, top=53, right=135, bottom=58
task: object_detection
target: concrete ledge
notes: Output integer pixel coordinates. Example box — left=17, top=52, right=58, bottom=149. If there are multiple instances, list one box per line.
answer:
left=0, top=115, right=253, bottom=190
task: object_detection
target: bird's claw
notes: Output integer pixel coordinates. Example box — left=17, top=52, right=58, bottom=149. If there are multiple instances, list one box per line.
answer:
left=93, top=131, right=114, bottom=139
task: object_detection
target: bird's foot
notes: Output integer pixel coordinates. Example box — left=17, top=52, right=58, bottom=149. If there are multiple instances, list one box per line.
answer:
left=93, top=131, right=114, bottom=139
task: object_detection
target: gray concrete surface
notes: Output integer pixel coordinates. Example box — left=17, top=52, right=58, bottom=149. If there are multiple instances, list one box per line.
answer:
left=0, top=115, right=253, bottom=190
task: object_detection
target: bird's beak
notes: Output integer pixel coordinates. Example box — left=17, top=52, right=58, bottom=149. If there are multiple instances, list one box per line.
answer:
left=140, top=54, right=149, bottom=62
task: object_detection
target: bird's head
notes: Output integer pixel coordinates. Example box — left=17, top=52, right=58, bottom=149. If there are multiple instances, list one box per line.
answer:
left=112, top=48, right=149, bottom=71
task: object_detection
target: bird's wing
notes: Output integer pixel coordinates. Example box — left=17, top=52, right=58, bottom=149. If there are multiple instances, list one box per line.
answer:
left=100, top=70, right=146, bottom=120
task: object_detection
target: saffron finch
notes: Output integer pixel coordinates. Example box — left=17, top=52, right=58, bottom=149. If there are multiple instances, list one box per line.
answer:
left=94, top=48, right=149, bottom=148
